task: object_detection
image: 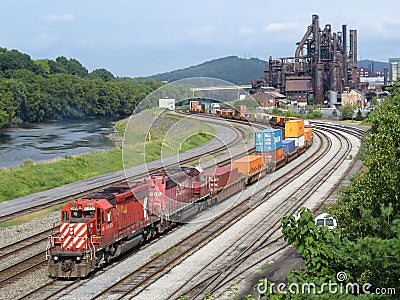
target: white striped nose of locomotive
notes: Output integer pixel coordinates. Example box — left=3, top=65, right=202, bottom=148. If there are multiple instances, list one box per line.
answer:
left=60, top=223, right=88, bottom=250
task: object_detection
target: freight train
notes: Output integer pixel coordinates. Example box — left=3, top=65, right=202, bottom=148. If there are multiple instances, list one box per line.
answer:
left=46, top=109, right=313, bottom=278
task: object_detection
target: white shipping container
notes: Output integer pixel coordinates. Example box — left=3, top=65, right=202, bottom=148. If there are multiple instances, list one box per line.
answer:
left=286, top=135, right=305, bottom=147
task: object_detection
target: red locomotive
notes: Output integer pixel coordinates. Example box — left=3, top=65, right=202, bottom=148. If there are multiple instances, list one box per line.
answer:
left=46, top=166, right=243, bottom=278
left=46, top=115, right=312, bottom=278
left=46, top=181, right=150, bottom=278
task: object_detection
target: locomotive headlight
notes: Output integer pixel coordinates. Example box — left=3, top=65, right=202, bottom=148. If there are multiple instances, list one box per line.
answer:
left=76, top=256, right=81, bottom=261
left=53, top=256, right=58, bottom=261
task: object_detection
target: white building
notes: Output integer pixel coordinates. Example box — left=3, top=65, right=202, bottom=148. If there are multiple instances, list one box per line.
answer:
left=159, top=98, right=175, bottom=110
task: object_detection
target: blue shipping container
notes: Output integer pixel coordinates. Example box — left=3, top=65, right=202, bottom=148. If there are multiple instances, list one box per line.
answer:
left=255, top=132, right=264, bottom=152
left=255, top=128, right=282, bottom=152
left=282, top=139, right=296, bottom=154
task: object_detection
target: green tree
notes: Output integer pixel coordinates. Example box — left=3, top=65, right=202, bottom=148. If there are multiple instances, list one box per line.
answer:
left=354, top=108, right=364, bottom=121
left=340, top=104, right=357, bottom=120
left=33, top=59, right=51, bottom=75
left=56, top=56, right=88, bottom=77
left=266, top=81, right=400, bottom=298
left=89, top=68, right=115, bottom=82
left=330, top=87, right=400, bottom=238
left=0, top=79, right=15, bottom=128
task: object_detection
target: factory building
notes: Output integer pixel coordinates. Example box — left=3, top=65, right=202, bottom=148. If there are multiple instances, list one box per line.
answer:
left=389, top=58, right=400, bottom=83
left=252, top=14, right=360, bottom=105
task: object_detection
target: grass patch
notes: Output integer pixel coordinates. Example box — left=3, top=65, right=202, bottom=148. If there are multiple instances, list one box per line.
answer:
left=114, top=118, right=129, bottom=137
left=0, top=203, right=65, bottom=227
left=0, top=149, right=123, bottom=201
left=151, top=246, right=183, bottom=260
left=167, top=246, right=183, bottom=254
left=0, top=111, right=216, bottom=202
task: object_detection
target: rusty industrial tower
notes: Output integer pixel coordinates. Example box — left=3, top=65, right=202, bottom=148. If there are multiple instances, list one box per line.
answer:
left=252, top=14, right=359, bottom=105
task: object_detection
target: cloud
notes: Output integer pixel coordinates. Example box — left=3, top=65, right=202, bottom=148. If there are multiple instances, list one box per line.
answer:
left=239, top=27, right=255, bottom=34
left=44, top=13, right=75, bottom=22
left=264, top=22, right=299, bottom=32
left=358, top=18, right=400, bottom=36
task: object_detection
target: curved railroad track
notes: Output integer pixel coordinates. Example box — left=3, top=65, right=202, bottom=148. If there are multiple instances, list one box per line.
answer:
left=0, top=116, right=256, bottom=299
left=0, top=115, right=250, bottom=224
left=181, top=125, right=363, bottom=299
left=66, top=129, right=330, bottom=299
left=1, top=118, right=366, bottom=300
left=76, top=123, right=364, bottom=300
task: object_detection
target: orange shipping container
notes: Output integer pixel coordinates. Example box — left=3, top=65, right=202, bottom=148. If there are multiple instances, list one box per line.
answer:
left=285, top=119, right=305, bottom=138
left=304, top=128, right=313, bottom=141
left=231, top=155, right=262, bottom=175
left=257, top=148, right=283, bottom=164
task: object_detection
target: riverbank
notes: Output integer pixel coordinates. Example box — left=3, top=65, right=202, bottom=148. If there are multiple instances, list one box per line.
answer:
left=0, top=111, right=215, bottom=202
left=0, top=118, right=115, bottom=169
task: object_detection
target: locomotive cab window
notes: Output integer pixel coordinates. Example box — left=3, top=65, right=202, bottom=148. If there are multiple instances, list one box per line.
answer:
left=83, top=211, right=95, bottom=219
left=62, top=210, right=69, bottom=221
left=107, top=210, right=112, bottom=222
left=71, top=211, right=83, bottom=218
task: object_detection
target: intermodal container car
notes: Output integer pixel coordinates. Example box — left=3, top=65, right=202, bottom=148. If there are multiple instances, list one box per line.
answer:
left=286, top=135, right=305, bottom=147
left=255, top=128, right=283, bottom=152
left=235, top=105, right=247, bottom=114
left=231, top=156, right=263, bottom=175
left=282, top=139, right=296, bottom=154
left=205, top=167, right=239, bottom=192
left=304, top=128, right=313, bottom=141
left=285, top=119, right=305, bottom=138
left=257, top=148, right=283, bottom=164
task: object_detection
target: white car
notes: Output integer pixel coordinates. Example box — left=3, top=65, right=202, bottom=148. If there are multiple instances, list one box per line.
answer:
left=315, top=213, right=337, bottom=229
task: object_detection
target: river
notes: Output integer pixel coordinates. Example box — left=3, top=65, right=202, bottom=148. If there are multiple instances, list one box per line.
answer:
left=0, top=119, right=116, bottom=169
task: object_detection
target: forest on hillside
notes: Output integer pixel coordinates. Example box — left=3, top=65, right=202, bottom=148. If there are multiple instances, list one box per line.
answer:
left=150, top=56, right=267, bottom=85
left=0, top=48, right=164, bottom=129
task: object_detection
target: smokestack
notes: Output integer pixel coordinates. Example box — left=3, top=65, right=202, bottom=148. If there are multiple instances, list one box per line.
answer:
left=342, top=24, right=348, bottom=86
left=313, top=15, right=321, bottom=63
left=333, top=32, right=337, bottom=61
left=268, top=56, right=273, bottom=87
left=353, top=30, right=357, bottom=65
left=349, top=29, right=357, bottom=64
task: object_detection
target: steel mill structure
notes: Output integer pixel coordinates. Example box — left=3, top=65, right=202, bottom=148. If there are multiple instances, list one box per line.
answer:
left=252, top=14, right=360, bottom=105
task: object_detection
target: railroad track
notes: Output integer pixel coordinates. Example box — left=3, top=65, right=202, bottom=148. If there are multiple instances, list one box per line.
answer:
left=0, top=252, right=46, bottom=285
left=0, top=115, right=250, bottom=224
left=26, top=121, right=364, bottom=299
left=82, top=129, right=329, bottom=299
left=180, top=126, right=361, bottom=299
left=0, top=118, right=366, bottom=298
left=0, top=229, right=53, bottom=261
left=1, top=116, right=255, bottom=299
left=82, top=123, right=364, bottom=300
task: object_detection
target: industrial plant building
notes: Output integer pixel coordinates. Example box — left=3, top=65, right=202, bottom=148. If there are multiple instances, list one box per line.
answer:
left=252, top=14, right=360, bottom=106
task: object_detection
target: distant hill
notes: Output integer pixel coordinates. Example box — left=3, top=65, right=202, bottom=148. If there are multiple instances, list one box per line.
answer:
left=358, top=59, right=389, bottom=73
left=150, top=56, right=390, bottom=84
left=150, top=56, right=267, bottom=85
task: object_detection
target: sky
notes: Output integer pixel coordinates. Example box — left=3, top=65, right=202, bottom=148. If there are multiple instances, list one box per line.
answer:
left=1, top=0, right=400, bottom=77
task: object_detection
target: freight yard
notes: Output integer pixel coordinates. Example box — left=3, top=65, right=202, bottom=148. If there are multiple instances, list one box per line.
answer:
left=1, top=10, right=398, bottom=300
left=0, top=109, right=367, bottom=299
